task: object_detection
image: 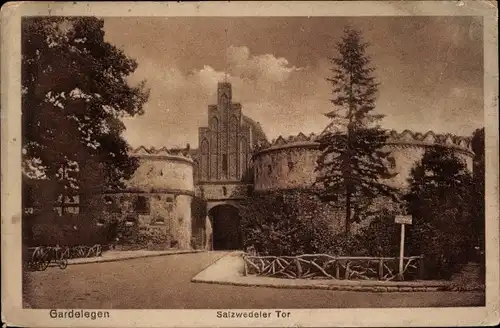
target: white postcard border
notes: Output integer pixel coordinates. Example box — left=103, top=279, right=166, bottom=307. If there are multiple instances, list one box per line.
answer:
left=1, top=1, right=498, bottom=327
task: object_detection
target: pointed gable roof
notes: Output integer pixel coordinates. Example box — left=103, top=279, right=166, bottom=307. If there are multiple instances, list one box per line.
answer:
left=296, top=132, right=308, bottom=142
left=274, top=136, right=286, bottom=146
left=400, top=130, right=414, bottom=142
left=133, top=146, right=150, bottom=156
left=444, top=134, right=454, bottom=145
left=422, top=131, right=436, bottom=143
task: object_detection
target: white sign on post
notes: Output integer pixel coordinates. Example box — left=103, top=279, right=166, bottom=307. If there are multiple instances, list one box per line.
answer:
left=395, top=215, right=412, bottom=280
left=395, top=215, right=412, bottom=225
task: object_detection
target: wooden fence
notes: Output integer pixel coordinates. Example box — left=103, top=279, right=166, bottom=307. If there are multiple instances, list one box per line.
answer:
left=243, top=253, right=424, bottom=281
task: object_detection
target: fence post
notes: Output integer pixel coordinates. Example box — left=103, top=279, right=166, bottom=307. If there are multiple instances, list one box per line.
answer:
left=378, top=258, right=384, bottom=280
left=344, top=261, right=350, bottom=280
left=418, top=255, right=425, bottom=280
left=335, top=260, right=340, bottom=279
left=295, top=257, right=302, bottom=278
left=243, top=256, right=248, bottom=276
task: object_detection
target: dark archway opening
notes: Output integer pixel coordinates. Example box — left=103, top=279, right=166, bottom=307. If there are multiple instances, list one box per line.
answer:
left=208, top=204, right=243, bottom=250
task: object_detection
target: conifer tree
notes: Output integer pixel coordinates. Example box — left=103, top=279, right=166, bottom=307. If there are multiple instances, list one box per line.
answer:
left=315, top=27, right=397, bottom=235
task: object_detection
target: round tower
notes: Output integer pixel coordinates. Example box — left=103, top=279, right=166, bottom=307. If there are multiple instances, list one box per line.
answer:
left=98, top=147, right=195, bottom=250
left=252, top=130, right=474, bottom=192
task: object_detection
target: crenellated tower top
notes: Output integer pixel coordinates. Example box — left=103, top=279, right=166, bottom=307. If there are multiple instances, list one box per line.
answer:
left=253, top=129, right=474, bottom=157
left=129, top=146, right=194, bottom=164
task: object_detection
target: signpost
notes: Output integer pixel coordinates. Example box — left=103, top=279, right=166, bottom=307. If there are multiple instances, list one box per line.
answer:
left=395, top=215, right=412, bottom=280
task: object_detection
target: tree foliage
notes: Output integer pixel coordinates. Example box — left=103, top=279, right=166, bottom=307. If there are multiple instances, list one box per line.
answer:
left=239, top=190, right=346, bottom=256
left=404, top=145, right=474, bottom=279
left=357, top=208, right=401, bottom=257
left=471, top=128, right=485, bottom=281
left=471, top=128, right=485, bottom=249
left=315, top=27, right=397, bottom=235
left=22, top=17, right=149, bottom=209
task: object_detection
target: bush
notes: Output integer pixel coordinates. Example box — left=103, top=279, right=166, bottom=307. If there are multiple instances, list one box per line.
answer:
left=357, top=209, right=401, bottom=257
left=23, top=211, right=108, bottom=246
left=240, top=189, right=343, bottom=256
left=111, top=219, right=172, bottom=250
left=404, top=146, right=476, bottom=279
left=311, top=230, right=366, bottom=256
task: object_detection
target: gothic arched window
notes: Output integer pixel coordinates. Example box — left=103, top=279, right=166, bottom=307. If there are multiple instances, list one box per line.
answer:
left=210, top=116, right=219, bottom=156
left=200, top=138, right=209, bottom=181
left=220, top=94, right=229, bottom=107
left=201, top=138, right=209, bottom=154
left=229, top=115, right=238, bottom=131
left=210, top=116, right=219, bottom=132
left=229, top=115, right=239, bottom=178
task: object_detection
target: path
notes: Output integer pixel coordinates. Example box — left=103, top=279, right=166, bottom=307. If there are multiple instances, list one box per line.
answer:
left=23, top=252, right=485, bottom=309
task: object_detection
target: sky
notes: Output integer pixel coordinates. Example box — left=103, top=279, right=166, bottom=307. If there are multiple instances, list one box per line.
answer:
left=103, top=16, right=484, bottom=149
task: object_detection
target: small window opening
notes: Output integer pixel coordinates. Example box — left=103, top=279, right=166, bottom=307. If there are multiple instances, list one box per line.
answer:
left=388, top=156, right=396, bottom=169
left=154, top=217, right=165, bottom=225
left=222, top=154, right=228, bottom=176
left=222, top=186, right=227, bottom=196
left=135, top=196, right=150, bottom=214
left=125, top=216, right=136, bottom=227
left=104, top=195, right=121, bottom=213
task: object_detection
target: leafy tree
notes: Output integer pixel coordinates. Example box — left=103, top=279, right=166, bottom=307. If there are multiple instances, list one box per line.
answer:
left=404, top=145, right=474, bottom=279
left=22, top=17, right=149, bottom=212
left=471, top=128, right=485, bottom=282
left=315, top=27, right=397, bottom=235
left=471, top=128, right=485, bottom=250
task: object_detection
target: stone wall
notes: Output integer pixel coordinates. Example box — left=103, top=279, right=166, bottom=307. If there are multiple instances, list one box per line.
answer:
left=253, top=143, right=319, bottom=191
left=126, top=148, right=194, bottom=192
left=383, top=145, right=473, bottom=190
left=89, top=148, right=195, bottom=250
left=252, top=130, right=474, bottom=192
left=93, top=192, right=192, bottom=249
left=197, top=183, right=252, bottom=201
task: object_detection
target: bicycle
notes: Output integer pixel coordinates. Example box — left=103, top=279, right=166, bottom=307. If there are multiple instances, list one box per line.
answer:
left=48, top=246, right=69, bottom=270
left=30, top=246, right=50, bottom=271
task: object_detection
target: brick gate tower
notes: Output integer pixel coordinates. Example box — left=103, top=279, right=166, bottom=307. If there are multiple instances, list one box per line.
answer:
left=192, top=81, right=267, bottom=250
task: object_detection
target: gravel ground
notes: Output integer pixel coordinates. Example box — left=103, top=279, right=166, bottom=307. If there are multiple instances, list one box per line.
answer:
left=23, top=252, right=485, bottom=309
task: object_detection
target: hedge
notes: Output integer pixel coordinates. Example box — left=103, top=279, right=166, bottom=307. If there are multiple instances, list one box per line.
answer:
left=23, top=211, right=110, bottom=247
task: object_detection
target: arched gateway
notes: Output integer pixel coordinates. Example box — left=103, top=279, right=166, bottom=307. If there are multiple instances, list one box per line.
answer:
left=208, top=204, right=243, bottom=250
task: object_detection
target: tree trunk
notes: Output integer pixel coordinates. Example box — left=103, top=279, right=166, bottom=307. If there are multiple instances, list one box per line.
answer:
left=345, top=190, right=351, bottom=236
left=345, top=66, right=354, bottom=237
left=61, top=165, right=67, bottom=216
